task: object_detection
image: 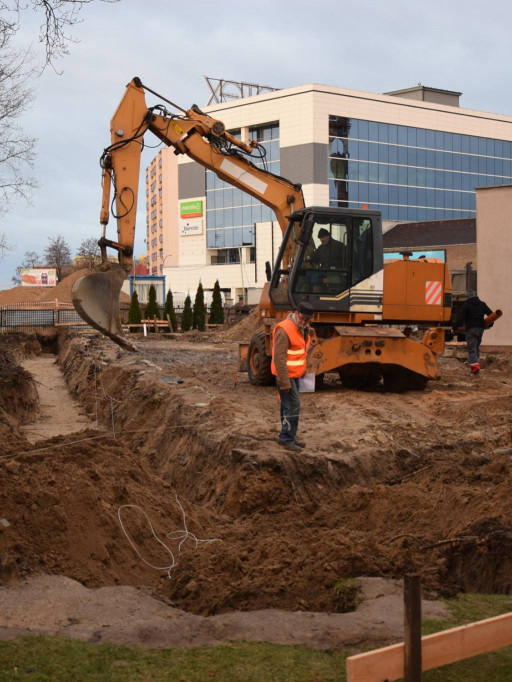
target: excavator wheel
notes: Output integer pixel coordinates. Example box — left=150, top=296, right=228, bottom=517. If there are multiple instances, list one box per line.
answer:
left=383, top=367, right=428, bottom=392
left=339, top=369, right=382, bottom=390
left=248, top=332, right=275, bottom=386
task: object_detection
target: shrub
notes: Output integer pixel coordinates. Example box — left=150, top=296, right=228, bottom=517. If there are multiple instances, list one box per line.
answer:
left=181, top=294, right=193, bottom=332
left=144, top=284, right=160, bottom=320
left=192, top=281, right=206, bottom=332
left=127, top=290, right=142, bottom=332
left=163, top=289, right=178, bottom=332
left=208, top=279, right=224, bottom=324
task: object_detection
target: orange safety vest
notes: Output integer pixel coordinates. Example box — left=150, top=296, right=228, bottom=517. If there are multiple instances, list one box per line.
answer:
left=271, top=317, right=310, bottom=379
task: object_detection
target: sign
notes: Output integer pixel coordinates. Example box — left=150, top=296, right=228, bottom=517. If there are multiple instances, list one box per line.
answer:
left=21, top=268, right=57, bottom=287
left=179, top=219, right=203, bottom=236
left=425, top=281, right=442, bottom=305
left=180, top=200, right=203, bottom=218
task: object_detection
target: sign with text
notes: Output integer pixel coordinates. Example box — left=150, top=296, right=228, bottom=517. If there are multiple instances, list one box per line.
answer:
left=21, top=268, right=57, bottom=286
left=179, top=219, right=203, bottom=236
left=180, top=200, right=203, bottom=218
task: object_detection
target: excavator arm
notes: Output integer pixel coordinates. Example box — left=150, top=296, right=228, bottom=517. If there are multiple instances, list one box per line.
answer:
left=72, top=78, right=304, bottom=349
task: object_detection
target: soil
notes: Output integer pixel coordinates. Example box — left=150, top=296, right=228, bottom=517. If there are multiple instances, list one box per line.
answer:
left=0, top=325, right=512, bottom=651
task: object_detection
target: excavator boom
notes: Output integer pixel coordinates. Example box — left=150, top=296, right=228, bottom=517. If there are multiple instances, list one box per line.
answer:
left=72, top=78, right=304, bottom=349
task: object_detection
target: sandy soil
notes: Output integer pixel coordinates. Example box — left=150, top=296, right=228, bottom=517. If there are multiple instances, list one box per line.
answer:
left=0, top=327, right=512, bottom=650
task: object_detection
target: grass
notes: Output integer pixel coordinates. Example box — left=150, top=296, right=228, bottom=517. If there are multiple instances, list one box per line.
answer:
left=1, top=593, right=512, bottom=681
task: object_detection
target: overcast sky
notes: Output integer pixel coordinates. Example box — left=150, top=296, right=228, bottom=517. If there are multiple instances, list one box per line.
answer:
left=1, top=0, right=512, bottom=288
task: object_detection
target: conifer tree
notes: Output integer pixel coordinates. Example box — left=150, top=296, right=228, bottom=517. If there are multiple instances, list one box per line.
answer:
left=163, top=289, right=178, bottom=332
left=208, top=279, right=224, bottom=324
left=192, top=280, right=206, bottom=331
left=127, top=290, right=142, bottom=332
left=144, top=284, right=160, bottom=320
left=181, top=294, right=193, bottom=332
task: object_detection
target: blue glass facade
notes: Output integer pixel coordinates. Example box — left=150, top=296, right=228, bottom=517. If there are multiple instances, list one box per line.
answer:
left=206, top=123, right=280, bottom=248
left=329, top=116, right=512, bottom=221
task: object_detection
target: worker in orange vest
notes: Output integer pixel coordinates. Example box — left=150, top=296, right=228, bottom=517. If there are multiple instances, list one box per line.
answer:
left=271, top=302, right=313, bottom=451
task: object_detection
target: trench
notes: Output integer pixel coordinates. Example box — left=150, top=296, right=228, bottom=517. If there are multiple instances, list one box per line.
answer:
left=1, top=330, right=512, bottom=616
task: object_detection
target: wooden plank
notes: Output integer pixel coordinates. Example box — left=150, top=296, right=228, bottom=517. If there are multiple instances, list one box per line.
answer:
left=346, top=612, right=512, bottom=682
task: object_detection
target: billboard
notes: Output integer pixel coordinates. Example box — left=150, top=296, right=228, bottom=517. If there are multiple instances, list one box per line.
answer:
left=21, top=268, right=57, bottom=287
left=180, top=200, right=203, bottom=218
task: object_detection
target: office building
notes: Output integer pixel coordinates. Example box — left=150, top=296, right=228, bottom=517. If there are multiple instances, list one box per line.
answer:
left=145, top=82, right=512, bottom=304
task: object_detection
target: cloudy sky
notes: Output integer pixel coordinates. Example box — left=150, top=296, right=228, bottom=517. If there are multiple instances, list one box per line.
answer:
left=1, top=0, right=511, bottom=288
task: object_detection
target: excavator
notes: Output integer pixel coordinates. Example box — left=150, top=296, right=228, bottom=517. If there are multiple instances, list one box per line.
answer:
left=72, top=77, right=452, bottom=390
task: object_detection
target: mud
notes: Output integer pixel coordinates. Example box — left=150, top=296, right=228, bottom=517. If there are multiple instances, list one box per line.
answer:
left=1, top=329, right=512, bottom=648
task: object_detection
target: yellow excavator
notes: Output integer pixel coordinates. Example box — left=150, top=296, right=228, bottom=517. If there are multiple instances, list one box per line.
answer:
left=72, top=77, right=452, bottom=390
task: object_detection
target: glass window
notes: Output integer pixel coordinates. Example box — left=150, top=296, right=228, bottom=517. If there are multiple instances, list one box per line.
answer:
left=369, top=163, right=378, bottom=182
left=444, top=171, right=453, bottom=189
left=378, top=123, right=389, bottom=142
left=359, top=141, right=369, bottom=160
left=358, top=120, right=369, bottom=139
left=470, top=156, right=479, bottom=173
left=486, top=139, right=495, bottom=157
left=426, top=130, right=436, bottom=149
left=378, top=164, right=388, bottom=183
left=407, top=187, right=417, bottom=205
left=416, top=148, right=426, bottom=166
left=444, top=191, right=453, bottom=209
left=444, top=133, right=453, bottom=151
left=398, top=126, right=407, bottom=145
left=416, top=168, right=426, bottom=186
left=407, top=148, right=417, bottom=165
left=206, top=171, right=214, bottom=190
left=452, top=134, right=461, bottom=153
left=389, top=185, right=398, bottom=204
left=348, top=119, right=358, bottom=138
left=388, top=165, right=398, bottom=184
left=416, top=128, right=426, bottom=148
left=378, top=185, right=388, bottom=203
left=398, top=146, right=408, bottom=165
left=407, top=128, right=417, bottom=146
left=408, top=167, right=417, bottom=186
left=495, top=158, right=503, bottom=175
left=435, top=131, right=444, bottom=150
left=416, top=188, right=426, bottom=206
left=369, top=121, right=379, bottom=140
left=452, top=154, right=462, bottom=172
left=358, top=162, right=369, bottom=181
left=369, top=184, right=379, bottom=202
left=452, top=173, right=462, bottom=190
left=388, top=145, right=398, bottom=164
left=369, top=142, right=379, bottom=162
left=495, top=140, right=503, bottom=158
left=398, top=186, right=408, bottom=204
left=426, top=150, right=436, bottom=168
left=388, top=124, right=398, bottom=144
left=398, top=166, right=408, bottom=185
left=352, top=219, right=373, bottom=285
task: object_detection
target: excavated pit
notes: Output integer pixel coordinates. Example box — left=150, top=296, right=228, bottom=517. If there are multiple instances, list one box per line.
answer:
left=1, top=330, right=512, bottom=619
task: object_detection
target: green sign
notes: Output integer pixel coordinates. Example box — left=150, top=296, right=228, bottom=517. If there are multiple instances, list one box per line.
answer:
left=180, top=200, right=203, bottom=218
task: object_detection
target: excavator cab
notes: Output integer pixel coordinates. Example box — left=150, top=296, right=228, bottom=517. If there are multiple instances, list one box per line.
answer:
left=269, top=207, right=383, bottom=316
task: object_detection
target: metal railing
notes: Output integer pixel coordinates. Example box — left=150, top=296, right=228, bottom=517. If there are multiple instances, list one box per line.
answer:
left=0, top=300, right=89, bottom=333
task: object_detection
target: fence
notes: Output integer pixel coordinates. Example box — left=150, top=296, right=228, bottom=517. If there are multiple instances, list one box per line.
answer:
left=0, top=300, right=253, bottom=335
left=0, top=300, right=88, bottom=333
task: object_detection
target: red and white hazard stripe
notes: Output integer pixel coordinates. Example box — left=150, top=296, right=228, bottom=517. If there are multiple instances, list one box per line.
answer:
left=425, top=281, right=442, bottom=305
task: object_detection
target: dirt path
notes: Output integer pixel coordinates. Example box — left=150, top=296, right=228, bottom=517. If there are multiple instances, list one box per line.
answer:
left=21, top=356, right=93, bottom=442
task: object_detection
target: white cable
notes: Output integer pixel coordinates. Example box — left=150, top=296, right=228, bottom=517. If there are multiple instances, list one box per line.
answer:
left=117, top=497, right=220, bottom=579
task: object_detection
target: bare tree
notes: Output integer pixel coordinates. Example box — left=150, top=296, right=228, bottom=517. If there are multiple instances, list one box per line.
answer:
left=12, top=248, right=41, bottom=284
left=1, top=1, right=118, bottom=68
left=0, top=231, right=13, bottom=261
left=75, top=236, right=100, bottom=268
left=0, top=22, right=38, bottom=217
left=0, top=1, right=118, bottom=217
left=44, top=234, right=71, bottom=280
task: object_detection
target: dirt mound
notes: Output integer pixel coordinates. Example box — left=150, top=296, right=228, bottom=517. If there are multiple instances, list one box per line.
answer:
left=2, top=334, right=512, bottom=620
left=219, top=307, right=264, bottom=342
left=0, top=349, right=39, bottom=424
left=0, top=268, right=130, bottom=305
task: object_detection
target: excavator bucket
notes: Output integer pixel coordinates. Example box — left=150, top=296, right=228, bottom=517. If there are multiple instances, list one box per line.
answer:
left=71, top=266, right=138, bottom=352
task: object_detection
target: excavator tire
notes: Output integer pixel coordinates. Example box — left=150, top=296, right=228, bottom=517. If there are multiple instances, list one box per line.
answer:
left=383, top=367, right=428, bottom=392
left=339, top=369, right=382, bottom=390
left=248, top=332, right=275, bottom=386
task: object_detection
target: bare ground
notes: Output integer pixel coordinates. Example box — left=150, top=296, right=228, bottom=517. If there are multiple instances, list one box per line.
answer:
left=0, top=328, right=512, bottom=649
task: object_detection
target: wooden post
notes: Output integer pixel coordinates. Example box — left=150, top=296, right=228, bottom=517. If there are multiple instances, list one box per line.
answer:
left=404, top=574, right=422, bottom=682
left=166, top=313, right=173, bottom=332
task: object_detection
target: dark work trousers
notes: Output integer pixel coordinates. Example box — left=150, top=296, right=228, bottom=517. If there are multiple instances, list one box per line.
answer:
left=466, top=327, right=484, bottom=367
left=277, top=377, right=301, bottom=444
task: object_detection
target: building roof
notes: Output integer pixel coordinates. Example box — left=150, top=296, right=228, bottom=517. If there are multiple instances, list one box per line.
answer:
left=383, top=218, right=476, bottom=249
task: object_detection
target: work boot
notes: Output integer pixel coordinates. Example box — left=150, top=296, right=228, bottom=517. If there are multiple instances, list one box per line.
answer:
left=294, top=439, right=306, bottom=448
left=278, top=441, right=301, bottom=452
